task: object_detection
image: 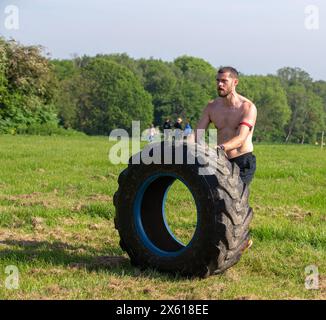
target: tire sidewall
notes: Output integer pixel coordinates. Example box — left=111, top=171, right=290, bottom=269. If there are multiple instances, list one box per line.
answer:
left=116, top=162, right=217, bottom=274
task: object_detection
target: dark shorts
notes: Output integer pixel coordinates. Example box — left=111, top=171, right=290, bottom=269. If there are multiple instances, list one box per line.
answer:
left=229, top=152, right=256, bottom=185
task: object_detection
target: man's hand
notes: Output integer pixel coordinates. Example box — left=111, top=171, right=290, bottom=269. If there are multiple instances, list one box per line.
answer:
left=216, top=144, right=228, bottom=158
left=187, top=132, right=196, bottom=143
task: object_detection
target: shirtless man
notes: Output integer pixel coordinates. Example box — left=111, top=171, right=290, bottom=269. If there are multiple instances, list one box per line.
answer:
left=195, top=66, right=257, bottom=185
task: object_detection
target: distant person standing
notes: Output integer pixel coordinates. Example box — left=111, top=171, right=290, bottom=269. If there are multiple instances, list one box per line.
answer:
left=184, top=122, right=192, bottom=137
left=147, top=124, right=156, bottom=143
left=163, top=118, right=172, bottom=140
left=174, top=118, right=183, bottom=140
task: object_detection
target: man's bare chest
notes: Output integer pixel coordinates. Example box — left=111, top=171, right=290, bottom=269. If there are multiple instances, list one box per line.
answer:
left=210, top=107, right=244, bottom=130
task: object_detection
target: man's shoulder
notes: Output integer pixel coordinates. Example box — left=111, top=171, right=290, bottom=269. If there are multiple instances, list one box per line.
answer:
left=207, top=98, right=222, bottom=109
left=205, top=99, right=223, bottom=118
left=239, top=95, right=256, bottom=110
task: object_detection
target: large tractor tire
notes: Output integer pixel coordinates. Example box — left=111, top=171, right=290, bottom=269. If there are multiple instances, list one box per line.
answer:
left=113, top=141, right=253, bottom=277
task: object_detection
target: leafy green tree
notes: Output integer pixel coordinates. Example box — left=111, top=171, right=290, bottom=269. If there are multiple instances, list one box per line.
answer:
left=283, top=84, right=308, bottom=142
left=75, top=58, right=153, bottom=135
left=0, top=38, right=58, bottom=133
left=166, top=56, right=218, bottom=127
left=238, top=75, right=291, bottom=141
left=174, top=55, right=217, bottom=98
left=312, top=81, right=326, bottom=132
left=299, top=92, right=324, bottom=143
left=284, top=85, right=324, bottom=143
left=277, top=67, right=324, bottom=143
left=0, top=39, right=8, bottom=106
left=51, top=59, right=81, bottom=128
left=277, top=67, right=313, bottom=89
left=137, top=59, right=177, bottom=125
left=169, top=79, right=211, bottom=126
left=5, top=40, right=56, bottom=103
left=53, top=75, right=82, bottom=129
left=51, top=59, right=78, bottom=81
left=97, top=53, right=143, bottom=81
left=313, top=81, right=326, bottom=105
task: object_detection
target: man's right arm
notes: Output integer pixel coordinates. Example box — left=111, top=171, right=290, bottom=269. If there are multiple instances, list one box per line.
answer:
left=189, top=104, right=211, bottom=143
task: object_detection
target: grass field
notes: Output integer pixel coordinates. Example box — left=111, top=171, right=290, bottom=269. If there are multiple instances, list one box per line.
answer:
left=0, top=135, right=325, bottom=300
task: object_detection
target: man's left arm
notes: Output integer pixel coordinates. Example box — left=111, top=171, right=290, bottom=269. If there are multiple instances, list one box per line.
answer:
left=220, top=103, right=257, bottom=152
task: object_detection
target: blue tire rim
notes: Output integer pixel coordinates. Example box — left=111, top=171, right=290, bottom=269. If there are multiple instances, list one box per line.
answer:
left=133, top=173, right=199, bottom=257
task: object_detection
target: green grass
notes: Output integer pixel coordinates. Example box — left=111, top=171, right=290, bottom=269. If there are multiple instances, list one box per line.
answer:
left=0, top=135, right=325, bottom=299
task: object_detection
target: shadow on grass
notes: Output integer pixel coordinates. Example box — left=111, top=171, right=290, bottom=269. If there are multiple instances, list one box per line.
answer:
left=0, top=239, right=183, bottom=281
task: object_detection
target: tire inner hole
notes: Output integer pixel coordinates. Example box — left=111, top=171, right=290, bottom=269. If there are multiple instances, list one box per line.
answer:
left=139, top=175, right=198, bottom=253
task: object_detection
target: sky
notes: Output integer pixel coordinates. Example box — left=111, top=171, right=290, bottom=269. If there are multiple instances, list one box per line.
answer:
left=0, top=0, right=325, bottom=80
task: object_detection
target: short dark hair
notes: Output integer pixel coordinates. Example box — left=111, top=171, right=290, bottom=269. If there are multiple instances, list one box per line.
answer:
left=217, top=66, right=239, bottom=79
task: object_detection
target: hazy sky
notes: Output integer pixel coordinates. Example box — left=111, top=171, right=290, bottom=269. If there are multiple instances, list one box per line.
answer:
left=0, top=0, right=325, bottom=80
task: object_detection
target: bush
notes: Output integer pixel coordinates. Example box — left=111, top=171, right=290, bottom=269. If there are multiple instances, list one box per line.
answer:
left=11, top=123, right=85, bottom=136
left=0, top=119, right=86, bottom=136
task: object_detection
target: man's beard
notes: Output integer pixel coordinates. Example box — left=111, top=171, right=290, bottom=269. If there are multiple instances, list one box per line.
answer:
left=218, top=89, right=231, bottom=97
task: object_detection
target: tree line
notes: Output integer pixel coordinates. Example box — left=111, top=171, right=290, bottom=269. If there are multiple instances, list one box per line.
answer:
left=1, top=38, right=325, bottom=143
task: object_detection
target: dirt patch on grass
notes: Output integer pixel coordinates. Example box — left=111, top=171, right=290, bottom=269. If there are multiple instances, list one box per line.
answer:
left=0, top=226, right=112, bottom=252
left=255, top=205, right=314, bottom=221
left=284, top=206, right=313, bottom=220
left=86, top=194, right=112, bottom=202
left=0, top=182, right=7, bottom=189
left=224, top=268, right=242, bottom=282
left=91, top=175, right=108, bottom=181
left=31, top=217, right=45, bottom=231
left=1, top=192, right=63, bottom=209
left=0, top=191, right=112, bottom=212
left=69, top=256, right=129, bottom=270
left=28, top=268, right=67, bottom=275
left=320, top=275, right=326, bottom=298
left=235, top=295, right=261, bottom=300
